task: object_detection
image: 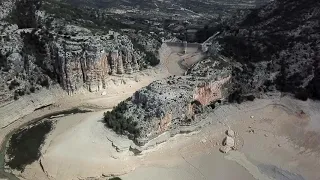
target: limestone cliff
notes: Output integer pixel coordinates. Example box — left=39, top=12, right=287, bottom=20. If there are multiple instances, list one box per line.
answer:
left=0, top=23, right=145, bottom=101
left=0, top=0, right=160, bottom=104
left=104, top=57, right=232, bottom=145
left=48, top=31, right=142, bottom=93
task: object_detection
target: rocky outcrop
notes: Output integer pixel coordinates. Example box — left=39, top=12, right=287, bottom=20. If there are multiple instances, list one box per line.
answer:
left=105, top=57, right=232, bottom=146
left=0, top=0, right=163, bottom=104
left=193, top=76, right=231, bottom=106
left=49, top=33, right=143, bottom=92
left=158, top=113, right=172, bottom=133
left=0, top=25, right=145, bottom=100
left=158, top=43, right=172, bottom=64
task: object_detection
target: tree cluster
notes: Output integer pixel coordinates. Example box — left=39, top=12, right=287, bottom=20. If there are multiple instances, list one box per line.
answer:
left=131, top=39, right=160, bottom=67
left=0, top=52, right=8, bottom=70
left=7, top=0, right=41, bottom=28
left=9, top=79, right=20, bottom=90
left=103, top=101, right=140, bottom=140
left=145, top=51, right=159, bottom=67
left=217, top=0, right=320, bottom=101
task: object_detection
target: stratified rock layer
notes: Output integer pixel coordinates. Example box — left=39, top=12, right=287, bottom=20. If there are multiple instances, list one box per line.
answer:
left=107, top=57, right=232, bottom=146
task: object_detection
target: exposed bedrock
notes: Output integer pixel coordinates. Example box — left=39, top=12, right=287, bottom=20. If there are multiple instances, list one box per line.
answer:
left=51, top=37, right=141, bottom=93
left=104, top=57, right=232, bottom=146
left=0, top=22, right=152, bottom=106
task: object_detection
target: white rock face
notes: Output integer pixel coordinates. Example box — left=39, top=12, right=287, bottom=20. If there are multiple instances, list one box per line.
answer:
left=201, top=139, right=207, bottom=143
left=226, top=129, right=235, bottom=137
left=223, top=136, right=235, bottom=147
left=220, top=146, right=232, bottom=153
left=0, top=23, right=148, bottom=105
left=46, top=31, right=144, bottom=93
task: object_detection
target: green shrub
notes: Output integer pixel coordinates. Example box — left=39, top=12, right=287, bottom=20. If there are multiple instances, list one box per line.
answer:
left=30, top=86, right=36, bottom=93
left=9, top=80, right=20, bottom=90
left=145, top=51, right=159, bottom=66
left=109, top=177, right=122, bottom=180
left=40, top=78, right=50, bottom=88
left=295, top=88, right=309, bottom=101
left=246, top=95, right=255, bottom=101
left=6, top=0, right=41, bottom=28
left=131, top=39, right=160, bottom=67
left=228, top=90, right=243, bottom=104
left=103, top=101, right=140, bottom=140
left=16, top=89, right=25, bottom=96
left=0, top=52, right=8, bottom=69
left=13, top=92, right=19, bottom=100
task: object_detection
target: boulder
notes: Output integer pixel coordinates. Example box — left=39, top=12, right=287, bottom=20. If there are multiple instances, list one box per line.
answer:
left=220, top=146, right=232, bottom=153
left=226, top=130, right=235, bottom=137
left=223, top=136, right=235, bottom=147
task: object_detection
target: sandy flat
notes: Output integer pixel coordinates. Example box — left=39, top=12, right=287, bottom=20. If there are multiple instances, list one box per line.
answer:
left=15, top=97, right=320, bottom=180
left=121, top=149, right=257, bottom=180
left=40, top=111, right=137, bottom=179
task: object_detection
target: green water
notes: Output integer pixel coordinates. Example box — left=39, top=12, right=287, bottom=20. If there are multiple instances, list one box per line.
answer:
left=0, top=108, right=92, bottom=180
left=0, top=130, right=20, bottom=180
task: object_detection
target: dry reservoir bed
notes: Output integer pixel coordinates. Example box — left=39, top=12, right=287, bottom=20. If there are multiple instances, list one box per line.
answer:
left=8, top=97, right=320, bottom=180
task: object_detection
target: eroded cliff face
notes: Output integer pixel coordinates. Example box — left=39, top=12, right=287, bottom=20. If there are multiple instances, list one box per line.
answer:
left=105, top=57, right=232, bottom=146
left=49, top=31, right=143, bottom=93
left=193, top=76, right=231, bottom=106
left=0, top=26, right=146, bottom=102
left=0, top=0, right=163, bottom=104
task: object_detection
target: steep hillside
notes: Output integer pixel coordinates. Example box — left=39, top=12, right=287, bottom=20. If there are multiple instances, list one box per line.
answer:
left=0, top=0, right=160, bottom=103
left=217, top=0, right=320, bottom=101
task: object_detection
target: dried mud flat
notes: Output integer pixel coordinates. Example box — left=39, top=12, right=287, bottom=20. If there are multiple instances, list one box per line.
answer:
left=10, top=96, right=320, bottom=180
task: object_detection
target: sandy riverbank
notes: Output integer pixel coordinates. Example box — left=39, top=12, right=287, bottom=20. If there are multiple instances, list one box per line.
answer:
left=11, top=96, right=320, bottom=180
